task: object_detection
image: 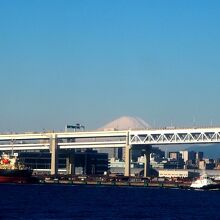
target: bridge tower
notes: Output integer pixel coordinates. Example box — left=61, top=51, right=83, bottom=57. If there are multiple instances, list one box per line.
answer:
left=124, top=131, right=152, bottom=177
left=143, top=145, right=152, bottom=177
left=50, top=134, right=59, bottom=176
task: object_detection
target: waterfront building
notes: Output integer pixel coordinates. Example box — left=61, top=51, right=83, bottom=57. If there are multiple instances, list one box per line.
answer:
left=109, top=158, right=125, bottom=168
left=150, top=160, right=165, bottom=169
left=204, top=158, right=215, bottom=170
left=148, top=153, right=167, bottom=169
left=199, top=160, right=206, bottom=170
left=158, top=169, right=199, bottom=178
left=198, top=159, right=215, bottom=170
left=163, top=159, right=184, bottom=169
left=215, top=158, right=220, bottom=169
left=18, top=149, right=108, bottom=175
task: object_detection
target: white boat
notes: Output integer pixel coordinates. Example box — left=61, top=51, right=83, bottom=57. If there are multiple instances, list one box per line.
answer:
left=190, top=174, right=220, bottom=190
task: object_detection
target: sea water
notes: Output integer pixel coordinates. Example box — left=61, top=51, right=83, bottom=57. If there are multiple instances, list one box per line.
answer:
left=0, top=184, right=220, bottom=219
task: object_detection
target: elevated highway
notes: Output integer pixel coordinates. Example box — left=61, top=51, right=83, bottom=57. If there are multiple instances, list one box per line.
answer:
left=0, top=127, right=220, bottom=176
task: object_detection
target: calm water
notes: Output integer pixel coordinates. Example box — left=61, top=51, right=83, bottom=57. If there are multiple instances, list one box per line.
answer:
left=0, top=184, right=220, bottom=219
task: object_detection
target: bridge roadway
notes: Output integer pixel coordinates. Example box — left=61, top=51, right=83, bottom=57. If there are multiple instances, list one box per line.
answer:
left=0, top=127, right=220, bottom=176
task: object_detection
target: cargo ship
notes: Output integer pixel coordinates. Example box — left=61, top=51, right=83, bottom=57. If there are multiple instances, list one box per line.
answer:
left=0, top=153, right=38, bottom=183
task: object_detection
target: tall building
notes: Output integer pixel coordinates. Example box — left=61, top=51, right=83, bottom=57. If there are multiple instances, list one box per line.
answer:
left=196, top=152, right=203, bottom=161
left=180, top=151, right=196, bottom=163
left=169, top=152, right=182, bottom=160
left=199, top=160, right=206, bottom=170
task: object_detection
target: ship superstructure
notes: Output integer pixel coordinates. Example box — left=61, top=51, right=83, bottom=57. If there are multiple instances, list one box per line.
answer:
left=190, top=174, right=220, bottom=190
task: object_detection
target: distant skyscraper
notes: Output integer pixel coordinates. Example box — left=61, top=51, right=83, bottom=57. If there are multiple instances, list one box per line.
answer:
left=196, top=152, right=203, bottom=161
left=169, top=152, right=181, bottom=160
left=180, top=150, right=196, bottom=163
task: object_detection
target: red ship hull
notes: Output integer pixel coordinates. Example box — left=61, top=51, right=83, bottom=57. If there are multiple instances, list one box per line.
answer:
left=0, top=176, right=38, bottom=184
left=0, top=176, right=28, bottom=183
left=0, top=169, right=38, bottom=184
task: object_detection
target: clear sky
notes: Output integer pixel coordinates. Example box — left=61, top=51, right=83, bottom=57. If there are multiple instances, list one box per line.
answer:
left=0, top=0, right=220, bottom=132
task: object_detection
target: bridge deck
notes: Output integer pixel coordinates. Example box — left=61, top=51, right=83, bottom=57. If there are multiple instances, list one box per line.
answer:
left=0, top=127, right=219, bottom=151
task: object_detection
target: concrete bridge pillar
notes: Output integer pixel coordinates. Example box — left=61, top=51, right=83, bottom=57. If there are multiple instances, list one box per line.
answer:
left=124, top=145, right=131, bottom=176
left=50, top=134, right=59, bottom=176
left=143, top=146, right=152, bottom=178
left=124, top=132, right=131, bottom=176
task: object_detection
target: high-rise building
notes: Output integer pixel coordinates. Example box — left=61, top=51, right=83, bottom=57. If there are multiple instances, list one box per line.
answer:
left=196, top=152, right=203, bottom=161
left=169, top=152, right=181, bottom=160
left=180, top=151, right=196, bottom=163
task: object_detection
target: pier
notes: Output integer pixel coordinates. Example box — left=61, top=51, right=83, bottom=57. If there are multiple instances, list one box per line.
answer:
left=39, top=174, right=192, bottom=189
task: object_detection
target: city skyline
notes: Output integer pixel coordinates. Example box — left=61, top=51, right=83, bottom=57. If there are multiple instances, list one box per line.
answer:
left=1, top=1, right=220, bottom=132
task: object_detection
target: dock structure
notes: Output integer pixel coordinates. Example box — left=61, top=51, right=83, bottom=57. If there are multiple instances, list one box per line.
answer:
left=0, top=127, right=220, bottom=176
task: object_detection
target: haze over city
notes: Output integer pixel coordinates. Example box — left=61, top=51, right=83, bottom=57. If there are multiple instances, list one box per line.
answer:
left=1, top=1, right=220, bottom=132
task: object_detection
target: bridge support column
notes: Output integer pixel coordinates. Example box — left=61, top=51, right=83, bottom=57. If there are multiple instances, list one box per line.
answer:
left=125, top=144, right=131, bottom=176
left=143, top=146, right=151, bottom=178
left=125, top=131, right=132, bottom=177
left=50, top=134, right=59, bottom=176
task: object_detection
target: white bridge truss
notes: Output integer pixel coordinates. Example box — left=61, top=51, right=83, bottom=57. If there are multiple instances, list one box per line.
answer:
left=0, top=127, right=220, bottom=151
left=130, top=128, right=220, bottom=145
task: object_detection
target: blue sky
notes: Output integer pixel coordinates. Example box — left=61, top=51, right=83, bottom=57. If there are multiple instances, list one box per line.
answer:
left=0, top=0, right=220, bottom=132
